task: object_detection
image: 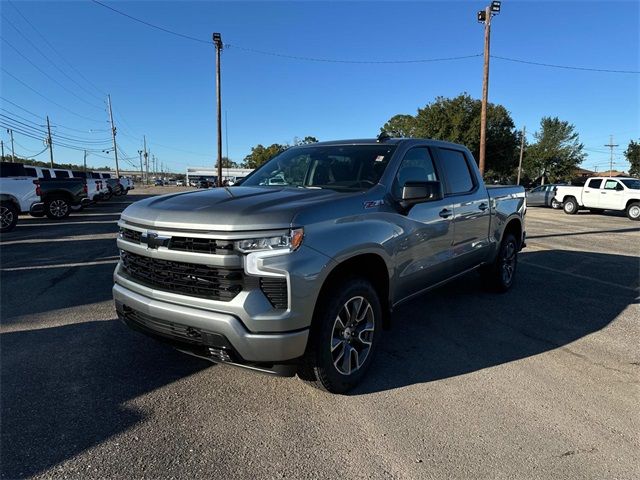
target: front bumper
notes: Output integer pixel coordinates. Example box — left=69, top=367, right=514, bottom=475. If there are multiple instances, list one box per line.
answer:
left=113, top=282, right=309, bottom=364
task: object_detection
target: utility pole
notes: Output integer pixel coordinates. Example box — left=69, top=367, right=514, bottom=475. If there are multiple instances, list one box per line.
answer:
left=516, top=125, right=526, bottom=185
left=83, top=150, right=88, bottom=172
left=7, top=128, right=15, bottom=162
left=45, top=117, right=54, bottom=167
left=1, top=140, right=4, bottom=160
left=143, top=136, right=149, bottom=185
left=107, top=94, right=120, bottom=177
left=477, top=1, right=501, bottom=177
left=213, top=32, right=223, bottom=187
left=137, top=149, right=144, bottom=184
left=604, top=135, right=618, bottom=177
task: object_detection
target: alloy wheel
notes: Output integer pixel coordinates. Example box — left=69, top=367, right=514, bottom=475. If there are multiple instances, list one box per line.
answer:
left=330, top=296, right=375, bottom=376
left=501, top=239, right=517, bottom=286
left=0, top=206, right=14, bottom=229
left=50, top=200, right=68, bottom=218
left=629, top=205, right=640, bottom=219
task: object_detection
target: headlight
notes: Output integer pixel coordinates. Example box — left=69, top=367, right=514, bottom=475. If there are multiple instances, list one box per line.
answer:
left=235, top=228, right=304, bottom=253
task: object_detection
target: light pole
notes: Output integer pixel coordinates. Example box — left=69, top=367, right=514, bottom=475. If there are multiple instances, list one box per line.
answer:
left=138, top=150, right=144, bottom=184
left=213, top=32, right=223, bottom=188
left=477, top=0, right=501, bottom=177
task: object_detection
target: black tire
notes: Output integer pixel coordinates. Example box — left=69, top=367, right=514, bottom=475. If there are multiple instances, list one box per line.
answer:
left=103, top=188, right=113, bottom=201
left=0, top=202, right=19, bottom=233
left=297, top=277, right=382, bottom=394
left=550, top=198, right=561, bottom=209
left=480, top=233, right=519, bottom=293
left=45, top=196, right=71, bottom=220
left=563, top=197, right=578, bottom=215
left=627, top=202, right=640, bottom=221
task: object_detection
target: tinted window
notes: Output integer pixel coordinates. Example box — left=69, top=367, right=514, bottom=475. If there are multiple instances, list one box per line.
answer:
left=90, top=172, right=101, bottom=179
left=393, top=148, right=438, bottom=197
left=54, top=170, right=69, bottom=178
left=438, top=148, right=474, bottom=194
left=621, top=179, right=640, bottom=189
left=587, top=179, right=602, bottom=189
left=42, top=169, right=52, bottom=179
left=72, top=170, right=87, bottom=178
left=0, top=162, right=27, bottom=177
left=24, top=167, right=37, bottom=177
left=101, top=173, right=111, bottom=179
left=530, top=186, right=542, bottom=193
left=604, top=180, right=620, bottom=190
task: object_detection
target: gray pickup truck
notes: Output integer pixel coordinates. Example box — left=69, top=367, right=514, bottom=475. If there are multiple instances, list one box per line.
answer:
left=113, top=138, right=525, bottom=393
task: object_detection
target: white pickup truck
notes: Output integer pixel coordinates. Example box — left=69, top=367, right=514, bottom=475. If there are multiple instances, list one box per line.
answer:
left=0, top=162, right=39, bottom=233
left=555, top=177, right=640, bottom=220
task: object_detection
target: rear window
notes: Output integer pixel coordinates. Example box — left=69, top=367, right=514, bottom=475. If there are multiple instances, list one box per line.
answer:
left=0, top=162, right=27, bottom=177
left=90, top=172, right=101, bottom=179
left=72, top=171, right=87, bottom=178
left=54, top=170, right=69, bottom=178
left=587, top=179, right=602, bottom=189
left=101, top=173, right=111, bottom=179
left=437, top=148, right=475, bottom=194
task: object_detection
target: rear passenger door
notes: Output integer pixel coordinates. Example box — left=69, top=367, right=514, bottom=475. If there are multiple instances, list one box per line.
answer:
left=434, top=147, right=491, bottom=271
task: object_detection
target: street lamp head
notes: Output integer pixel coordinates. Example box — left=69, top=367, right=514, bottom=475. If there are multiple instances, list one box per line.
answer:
left=490, top=1, right=501, bottom=14
left=477, top=10, right=487, bottom=23
left=212, top=32, right=223, bottom=48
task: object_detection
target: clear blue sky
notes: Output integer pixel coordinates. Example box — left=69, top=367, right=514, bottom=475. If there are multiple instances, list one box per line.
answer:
left=1, top=1, right=638, bottom=173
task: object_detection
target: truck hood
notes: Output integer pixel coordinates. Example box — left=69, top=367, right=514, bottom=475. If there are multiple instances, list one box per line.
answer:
left=121, top=186, right=359, bottom=231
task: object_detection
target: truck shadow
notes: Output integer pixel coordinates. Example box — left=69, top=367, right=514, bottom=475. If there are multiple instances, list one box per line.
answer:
left=355, top=249, right=639, bottom=394
left=0, top=320, right=211, bottom=479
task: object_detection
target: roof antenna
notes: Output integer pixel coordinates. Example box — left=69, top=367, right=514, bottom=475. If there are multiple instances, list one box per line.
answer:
left=377, top=131, right=391, bottom=143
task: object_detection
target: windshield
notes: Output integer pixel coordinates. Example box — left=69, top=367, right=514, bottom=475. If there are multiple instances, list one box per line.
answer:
left=242, top=144, right=397, bottom=192
left=621, top=179, right=640, bottom=189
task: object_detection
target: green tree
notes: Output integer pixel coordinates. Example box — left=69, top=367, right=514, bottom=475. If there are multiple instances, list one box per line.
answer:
left=381, top=114, right=418, bottom=138
left=380, top=93, right=519, bottom=178
left=294, top=136, right=319, bottom=145
left=524, top=117, right=586, bottom=183
left=242, top=143, right=288, bottom=169
left=221, top=157, right=238, bottom=168
left=624, top=139, right=640, bottom=177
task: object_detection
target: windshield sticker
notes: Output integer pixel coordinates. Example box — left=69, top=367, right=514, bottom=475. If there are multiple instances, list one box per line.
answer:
left=363, top=199, right=384, bottom=209
left=375, top=155, right=385, bottom=162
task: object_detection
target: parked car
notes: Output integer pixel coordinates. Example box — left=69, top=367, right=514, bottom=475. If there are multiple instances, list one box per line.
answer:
left=0, top=162, right=39, bottom=232
left=32, top=176, right=90, bottom=219
left=100, top=173, right=122, bottom=199
left=154, top=179, right=164, bottom=187
left=113, top=138, right=526, bottom=393
left=119, top=176, right=134, bottom=194
left=71, top=170, right=104, bottom=205
left=197, top=179, right=211, bottom=188
left=555, top=177, right=640, bottom=220
left=176, top=180, right=185, bottom=187
left=526, top=184, right=565, bottom=209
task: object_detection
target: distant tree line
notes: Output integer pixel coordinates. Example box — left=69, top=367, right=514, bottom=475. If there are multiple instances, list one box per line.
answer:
left=240, top=93, right=637, bottom=185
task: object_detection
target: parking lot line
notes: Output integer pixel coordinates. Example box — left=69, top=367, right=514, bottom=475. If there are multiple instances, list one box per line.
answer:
left=0, top=233, right=116, bottom=246
left=1, top=258, right=119, bottom=272
left=15, top=220, right=118, bottom=227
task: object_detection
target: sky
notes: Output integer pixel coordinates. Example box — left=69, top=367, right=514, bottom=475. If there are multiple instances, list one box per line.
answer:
left=1, top=0, right=638, bottom=173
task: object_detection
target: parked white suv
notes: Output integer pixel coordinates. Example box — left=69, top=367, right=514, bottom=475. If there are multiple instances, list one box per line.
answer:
left=0, top=162, right=39, bottom=232
left=555, top=177, right=640, bottom=220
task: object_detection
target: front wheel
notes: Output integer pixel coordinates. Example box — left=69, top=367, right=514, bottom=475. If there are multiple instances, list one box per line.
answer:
left=298, top=278, right=382, bottom=394
left=627, top=202, right=640, bottom=221
left=0, top=202, right=19, bottom=233
left=481, top=233, right=519, bottom=293
left=45, top=196, right=71, bottom=220
left=563, top=197, right=578, bottom=215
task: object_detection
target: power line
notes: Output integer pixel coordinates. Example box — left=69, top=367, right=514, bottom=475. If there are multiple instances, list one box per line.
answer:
left=492, top=55, right=639, bottom=75
left=1, top=68, right=105, bottom=124
left=0, top=35, right=105, bottom=111
left=0, top=114, right=112, bottom=144
left=7, top=0, right=107, bottom=99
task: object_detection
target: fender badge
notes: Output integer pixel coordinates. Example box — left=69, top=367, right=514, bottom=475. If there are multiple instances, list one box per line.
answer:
left=363, top=199, right=384, bottom=209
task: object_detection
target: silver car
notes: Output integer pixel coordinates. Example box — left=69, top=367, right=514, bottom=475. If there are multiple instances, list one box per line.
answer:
left=527, top=184, right=563, bottom=209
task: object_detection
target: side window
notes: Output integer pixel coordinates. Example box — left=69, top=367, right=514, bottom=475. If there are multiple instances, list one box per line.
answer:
left=604, top=180, right=619, bottom=190
left=588, top=179, right=602, bottom=189
left=54, top=170, right=69, bottom=178
left=393, top=147, right=438, bottom=197
left=438, top=148, right=474, bottom=194
left=42, top=169, right=52, bottom=179
left=530, top=186, right=542, bottom=193
left=23, top=167, right=37, bottom=177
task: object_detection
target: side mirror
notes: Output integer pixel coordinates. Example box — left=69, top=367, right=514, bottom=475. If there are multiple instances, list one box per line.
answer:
left=400, top=180, right=443, bottom=209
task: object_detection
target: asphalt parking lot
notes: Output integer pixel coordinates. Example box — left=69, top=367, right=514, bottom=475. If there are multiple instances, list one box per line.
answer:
left=1, top=190, right=639, bottom=480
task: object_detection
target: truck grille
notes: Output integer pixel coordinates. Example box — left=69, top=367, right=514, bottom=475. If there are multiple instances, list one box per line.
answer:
left=119, top=228, right=234, bottom=255
left=120, top=250, right=243, bottom=301
left=260, top=277, right=288, bottom=310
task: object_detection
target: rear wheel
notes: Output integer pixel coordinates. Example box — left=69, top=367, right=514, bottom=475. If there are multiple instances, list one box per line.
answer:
left=481, top=233, right=518, bottom=293
left=563, top=197, right=578, bottom=215
left=0, top=202, right=19, bottom=233
left=627, top=202, right=640, bottom=221
left=298, top=277, right=382, bottom=394
left=45, top=196, right=71, bottom=220
left=550, top=198, right=561, bottom=209
left=103, top=188, right=113, bottom=201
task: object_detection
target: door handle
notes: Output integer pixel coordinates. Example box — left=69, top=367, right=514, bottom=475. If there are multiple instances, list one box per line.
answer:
left=601, top=192, right=607, bottom=194
left=478, top=202, right=488, bottom=211
left=439, top=208, right=452, bottom=218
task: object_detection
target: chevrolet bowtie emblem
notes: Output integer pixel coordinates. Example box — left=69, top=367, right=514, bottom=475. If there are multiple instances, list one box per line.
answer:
left=140, top=232, right=170, bottom=249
